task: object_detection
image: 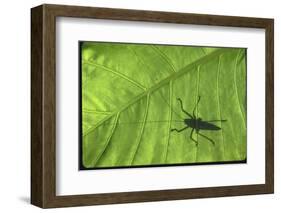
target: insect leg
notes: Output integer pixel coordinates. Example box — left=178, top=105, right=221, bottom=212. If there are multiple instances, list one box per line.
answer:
left=177, top=98, right=193, bottom=118
left=192, top=96, right=201, bottom=118
left=171, top=126, right=189, bottom=132
left=197, top=132, right=215, bottom=146
left=189, top=128, right=198, bottom=146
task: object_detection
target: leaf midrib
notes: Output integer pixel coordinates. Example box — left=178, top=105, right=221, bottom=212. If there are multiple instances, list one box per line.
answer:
left=83, top=48, right=232, bottom=137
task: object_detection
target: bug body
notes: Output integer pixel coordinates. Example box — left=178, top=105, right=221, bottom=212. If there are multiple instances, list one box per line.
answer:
left=171, top=96, right=226, bottom=146
left=184, top=118, right=221, bottom=131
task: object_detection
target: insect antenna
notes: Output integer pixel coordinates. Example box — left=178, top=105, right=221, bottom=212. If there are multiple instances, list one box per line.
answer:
left=117, top=120, right=183, bottom=125
left=96, top=120, right=184, bottom=127
left=205, top=119, right=227, bottom=122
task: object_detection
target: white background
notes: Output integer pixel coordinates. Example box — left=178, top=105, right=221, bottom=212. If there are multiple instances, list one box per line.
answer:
left=57, top=18, right=265, bottom=195
left=0, top=0, right=279, bottom=212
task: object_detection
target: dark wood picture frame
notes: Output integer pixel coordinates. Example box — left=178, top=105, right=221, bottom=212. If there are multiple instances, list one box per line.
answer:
left=31, top=4, right=274, bottom=208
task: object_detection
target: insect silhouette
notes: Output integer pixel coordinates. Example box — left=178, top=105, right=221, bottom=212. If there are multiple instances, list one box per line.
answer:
left=171, top=96, right=227, bottom=146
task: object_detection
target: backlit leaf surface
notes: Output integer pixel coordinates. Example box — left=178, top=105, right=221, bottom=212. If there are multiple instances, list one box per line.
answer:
left=81, top=42, right=247, bottom=169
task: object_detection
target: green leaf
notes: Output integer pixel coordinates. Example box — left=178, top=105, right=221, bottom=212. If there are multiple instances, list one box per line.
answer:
left=81, top=42, right=246, bottom=169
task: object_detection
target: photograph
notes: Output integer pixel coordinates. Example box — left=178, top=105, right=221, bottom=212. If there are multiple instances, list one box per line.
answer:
left=80, top=42, right=247, bottom=169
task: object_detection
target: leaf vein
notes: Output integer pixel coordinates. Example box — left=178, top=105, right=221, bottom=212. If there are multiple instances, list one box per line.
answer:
left=151, top=45, right=177, bottom=73
left=82, top=109, right=111, bottom=114
left=93, top=113, right=120, bottom=166
left=217, top=56, right=225, bottom=160
left=130, top=94, right=150, bottom=165
left=83, top=60, right=147, bottom=91
left=164, top=82, right=173, bottom=162
left=234, top=50, right=246, bottom=129
left=233, top=50, right=246, bottom=159
left=195, top=66, right=200, bottom=162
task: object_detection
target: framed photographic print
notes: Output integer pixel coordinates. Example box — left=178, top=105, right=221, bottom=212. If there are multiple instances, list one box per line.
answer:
left=31, top=4, right=274, bottom=208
